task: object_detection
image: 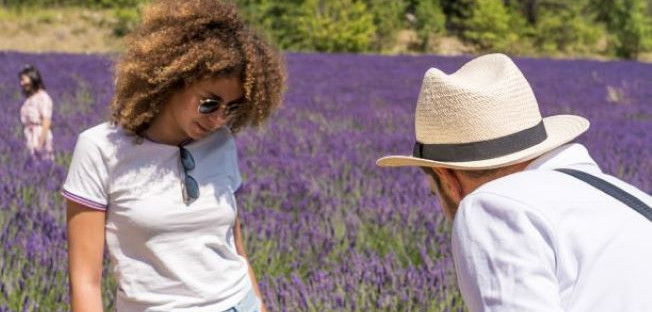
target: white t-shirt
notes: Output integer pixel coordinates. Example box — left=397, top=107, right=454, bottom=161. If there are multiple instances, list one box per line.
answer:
left=63, top=122, right=251, bottom=311
left=452, top=144, right=652, bottom=311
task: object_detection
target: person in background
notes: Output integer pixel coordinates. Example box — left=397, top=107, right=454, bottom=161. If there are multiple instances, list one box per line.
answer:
left=19, top=64, right=54, bottom=161
left=377, top=53, right=652, bottom=311
left=62, top=0, right=284, bottom=311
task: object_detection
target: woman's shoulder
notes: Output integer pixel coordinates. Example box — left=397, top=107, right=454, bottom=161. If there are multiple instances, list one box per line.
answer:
left=73, top=123, right=143, bottom=165
left=79, top=122, right=130, bottom=146
left=32, top=90, right=53, bottom=103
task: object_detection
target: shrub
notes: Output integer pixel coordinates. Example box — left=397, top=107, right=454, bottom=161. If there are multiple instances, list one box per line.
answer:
left=414, top=0, right=447, bottom=50
left=461, top=0, right=522, bottom=52
left=111, top=7, right=140, bottom=37
left=0, top=0, right=146, bottom=8
left=235, top=0, right=304, bottom=50
left=364, top=0, right=408, bottom=52
left=532, top=1, right=603, bottom=55
left=292, top=0, right=376, bottom=52
left=609, top=0, right=651, bottom=58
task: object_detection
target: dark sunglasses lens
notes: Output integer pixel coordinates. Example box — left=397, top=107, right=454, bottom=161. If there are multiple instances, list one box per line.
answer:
left=180, top=148, right=195, bottom=170
left=198, top=99, right=220, bottom=114
left=185, top=175, right=199, bottom=200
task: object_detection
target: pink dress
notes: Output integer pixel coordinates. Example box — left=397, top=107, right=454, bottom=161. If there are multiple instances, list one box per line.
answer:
left=20, top=90, right=54, bottom=161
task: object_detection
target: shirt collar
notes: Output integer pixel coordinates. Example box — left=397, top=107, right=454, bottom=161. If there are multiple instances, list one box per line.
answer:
left=526, top=143, right=601, bottom=173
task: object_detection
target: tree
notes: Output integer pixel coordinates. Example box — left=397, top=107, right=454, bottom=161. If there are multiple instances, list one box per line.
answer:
left=606, top=0, right=651, bottom=58
left=414, top=0, right=447, bottom=50
left=461, top=0, right=523, bottom=51
left=293, top=0, right=376, bottom=52
left=532, top=0, right=603, bottom=55
left=363, top=0, right=408, bottom=52
left=235, top=0, right=305, bottom=50
left=439, top=0, right=475, bottom=34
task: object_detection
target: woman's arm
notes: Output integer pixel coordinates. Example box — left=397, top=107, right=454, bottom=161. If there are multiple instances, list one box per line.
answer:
left=234, top=214, right=268, bottom=312
left=66, top=199, right=106, bottom=312
left=36, top=91, right=53, bottom=149
left=38, top=117, right=51, bottom=148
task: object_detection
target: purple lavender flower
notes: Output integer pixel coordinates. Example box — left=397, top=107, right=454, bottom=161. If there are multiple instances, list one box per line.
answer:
left=1, top=51, right=650, bottom=311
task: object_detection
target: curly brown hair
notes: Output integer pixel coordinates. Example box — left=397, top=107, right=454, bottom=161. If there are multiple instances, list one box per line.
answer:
left=110, top=0, right=285, bottom=136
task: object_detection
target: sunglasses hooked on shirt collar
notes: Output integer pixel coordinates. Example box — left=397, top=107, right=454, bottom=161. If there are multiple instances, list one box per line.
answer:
left=179, top=146, right=199, bottom=203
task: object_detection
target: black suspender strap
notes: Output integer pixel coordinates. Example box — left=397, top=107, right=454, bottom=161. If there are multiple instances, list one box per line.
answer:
left=555, top=168, right=652, bottom=222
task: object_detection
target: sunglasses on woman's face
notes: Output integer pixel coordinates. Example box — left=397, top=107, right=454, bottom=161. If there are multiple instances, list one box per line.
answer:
left=197, top=98, right=242, bottom=117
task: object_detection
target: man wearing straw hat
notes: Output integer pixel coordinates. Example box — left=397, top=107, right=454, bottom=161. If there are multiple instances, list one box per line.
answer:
left=377, top=53, right=652, bottom=311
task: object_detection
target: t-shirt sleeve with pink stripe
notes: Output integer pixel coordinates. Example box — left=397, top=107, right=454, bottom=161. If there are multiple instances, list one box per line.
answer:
left=62, top=131, right=109, bottom=211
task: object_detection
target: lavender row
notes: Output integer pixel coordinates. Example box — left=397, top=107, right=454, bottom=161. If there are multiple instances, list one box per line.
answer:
left=1, top=51, right=650, bottom=311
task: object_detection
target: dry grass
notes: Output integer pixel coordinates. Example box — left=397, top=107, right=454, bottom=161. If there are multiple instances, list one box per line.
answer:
left=0, top=7, right=125, bottom=53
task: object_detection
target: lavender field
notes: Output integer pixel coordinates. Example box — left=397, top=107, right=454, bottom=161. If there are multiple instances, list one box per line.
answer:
left=1, top=51, right=650, bottom=311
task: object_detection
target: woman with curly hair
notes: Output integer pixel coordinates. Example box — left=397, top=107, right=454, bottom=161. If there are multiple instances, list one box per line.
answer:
left=62, top=1, right=284, bottom=311
left=19, top=64, right=54, bottom=161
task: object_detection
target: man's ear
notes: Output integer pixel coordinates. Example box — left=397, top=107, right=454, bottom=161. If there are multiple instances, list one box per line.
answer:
left=432, top=167, right=464, bottom=203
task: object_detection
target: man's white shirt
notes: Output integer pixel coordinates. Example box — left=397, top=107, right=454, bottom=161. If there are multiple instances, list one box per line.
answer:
left=452, top=143, right=652, bottom=312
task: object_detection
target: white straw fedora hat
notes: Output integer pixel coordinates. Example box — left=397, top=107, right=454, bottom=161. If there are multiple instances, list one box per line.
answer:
left=377, top=53, right=589, bottom=170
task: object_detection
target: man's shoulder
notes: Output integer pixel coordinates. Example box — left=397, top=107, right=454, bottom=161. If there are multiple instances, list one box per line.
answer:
left=473, top=169, right=561, bottom=198
left=455, top=171, right=565, bottom=244
left=464, top=166, right=650, bottom=223
left=460, top=169, right=582, bottom=221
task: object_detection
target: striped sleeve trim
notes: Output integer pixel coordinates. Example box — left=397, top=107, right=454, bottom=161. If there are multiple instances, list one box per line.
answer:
left=61, top=190, right=108, bottom=211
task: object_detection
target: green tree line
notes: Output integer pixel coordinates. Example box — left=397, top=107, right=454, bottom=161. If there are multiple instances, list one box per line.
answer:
left=2, top=0, right=651, bottom=59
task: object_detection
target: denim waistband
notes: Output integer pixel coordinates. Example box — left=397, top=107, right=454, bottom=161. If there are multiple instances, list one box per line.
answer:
left=222, top=288, right=260, bottom=312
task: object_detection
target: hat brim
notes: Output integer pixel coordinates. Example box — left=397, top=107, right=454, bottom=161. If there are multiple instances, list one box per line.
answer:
left=376, top=115, right=589, bottom=170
